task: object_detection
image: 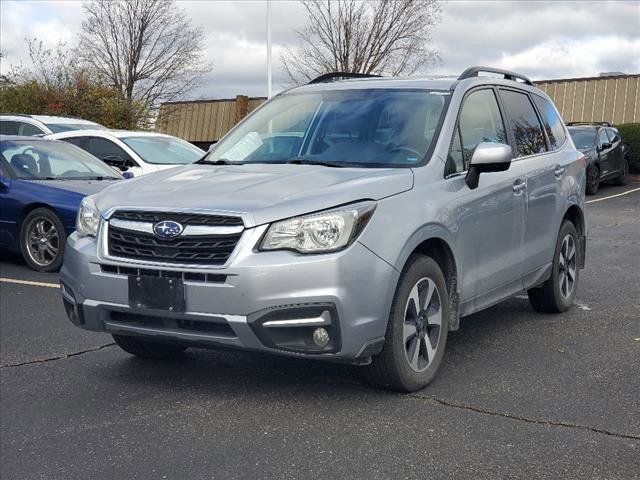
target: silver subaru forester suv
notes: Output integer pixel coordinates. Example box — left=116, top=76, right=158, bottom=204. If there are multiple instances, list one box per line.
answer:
left=61, top=67, right=586, bottom=391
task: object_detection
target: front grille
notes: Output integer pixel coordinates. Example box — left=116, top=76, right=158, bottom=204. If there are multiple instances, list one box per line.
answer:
left=108, top=227, right=241, bottom=265
left=111, top=210, right=243, bottom=226
left=107, top=210, right=244, bottom=266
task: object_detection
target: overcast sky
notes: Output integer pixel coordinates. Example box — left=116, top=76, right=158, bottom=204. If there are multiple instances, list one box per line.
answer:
left=1, top=0, right=638, bottom=100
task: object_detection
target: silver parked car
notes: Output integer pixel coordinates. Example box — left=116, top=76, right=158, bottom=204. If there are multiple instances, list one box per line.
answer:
left=61, top=67, right=586, bottom=391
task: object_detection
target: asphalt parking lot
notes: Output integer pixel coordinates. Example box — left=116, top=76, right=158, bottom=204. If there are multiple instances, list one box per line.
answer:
left=1, top=182, right=639, bottom=480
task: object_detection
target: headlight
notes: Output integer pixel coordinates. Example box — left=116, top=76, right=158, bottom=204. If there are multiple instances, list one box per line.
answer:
left=260, top=202, right=376, bottom=253
left=76, top=197, right=101, bottom=237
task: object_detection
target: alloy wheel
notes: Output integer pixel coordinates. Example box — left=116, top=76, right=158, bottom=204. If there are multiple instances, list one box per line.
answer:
left=558, top=234, right=577, bottom=300
left=403, top=277, right=442, bottom=372
left=26, top=218, right=60, bottom=267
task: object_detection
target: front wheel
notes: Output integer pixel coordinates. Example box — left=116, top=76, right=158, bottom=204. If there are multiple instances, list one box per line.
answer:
left=528, top=220, right=580, bottom=313
left=364, top=255, right=449, bottom=392
left=20, top=208, right=66, bottom=272
left=585, top=164, right=600, bottom=195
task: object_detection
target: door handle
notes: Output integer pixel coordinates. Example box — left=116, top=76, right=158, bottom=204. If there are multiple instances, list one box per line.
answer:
left=554, top=166, right=565, bottom=178
left=513, top=179, right=526, bottom=194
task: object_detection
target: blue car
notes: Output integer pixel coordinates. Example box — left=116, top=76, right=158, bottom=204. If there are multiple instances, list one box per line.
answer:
left=0, top=135, right=122, bottom=271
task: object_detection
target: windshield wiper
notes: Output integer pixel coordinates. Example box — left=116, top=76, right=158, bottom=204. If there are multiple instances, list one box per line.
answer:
left=196, top=158, right=240, bottom=165
left=82, top=176, right=119, bottom=181
left=286, top=158, right=346, bottom=168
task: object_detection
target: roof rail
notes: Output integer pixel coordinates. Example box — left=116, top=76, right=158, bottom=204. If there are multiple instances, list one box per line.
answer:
left=308, top=72, right=381, bottom=84
left=566, top=121, right=612, bottom=127
left=458, top=66, right=533, bottom=86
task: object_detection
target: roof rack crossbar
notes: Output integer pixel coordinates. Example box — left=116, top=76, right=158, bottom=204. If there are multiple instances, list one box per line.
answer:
left=566, top=122, right=612, bottom=127
left=308, top=72, right=381, bottom=84
left=458, top=66, right=533, bottom=86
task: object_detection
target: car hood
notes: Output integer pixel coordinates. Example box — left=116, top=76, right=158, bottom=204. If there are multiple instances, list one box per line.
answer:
left=31, top=179, right=121, bottom=196
left=93, top=163, right=413, bottom=226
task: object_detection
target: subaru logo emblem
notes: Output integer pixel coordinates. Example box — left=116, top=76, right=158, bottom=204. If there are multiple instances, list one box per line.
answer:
left=153, top=220, right=184, bottom=239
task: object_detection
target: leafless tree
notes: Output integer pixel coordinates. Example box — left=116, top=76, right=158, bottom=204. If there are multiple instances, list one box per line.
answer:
left=79, top=0, right=211, bottom=106
left=281, top=0, right=441, bottom=84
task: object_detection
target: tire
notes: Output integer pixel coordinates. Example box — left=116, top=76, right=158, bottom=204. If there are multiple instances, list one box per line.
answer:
left=112, top=334, right=187, bottom=358
left=613, top=156, right=629, bottom=186
left=585, top=164, right=600, bottom=195
left=528, top=220, right=579, bottom=313
left=364, top=255, right=450, bottom=392
left=19, top=208, right=66, bottom=272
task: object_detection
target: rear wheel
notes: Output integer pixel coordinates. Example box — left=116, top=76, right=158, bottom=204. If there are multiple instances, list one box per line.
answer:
left=20, top=208, right=66, bottom=272
left=528, top=220, right=579, bottom=313
left=613, top=156, right=629, bottom=186
left=113, top=335, right=187, bottom=358
left=364, top=255, right=449, bottom=392
left=585, top=164, right=600, bottom=195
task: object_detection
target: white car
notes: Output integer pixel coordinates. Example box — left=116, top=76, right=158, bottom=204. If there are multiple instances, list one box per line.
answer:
left=46, top=130, right=204, bottom=177
left=0, top=114, right=106, bottom=136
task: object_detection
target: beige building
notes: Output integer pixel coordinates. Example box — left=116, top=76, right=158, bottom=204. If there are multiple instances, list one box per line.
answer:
left=156, top=73, right=639, bottom=147
left=156, top=95, right=266, bottom=149
left=535, top=73, right=639, bottom=125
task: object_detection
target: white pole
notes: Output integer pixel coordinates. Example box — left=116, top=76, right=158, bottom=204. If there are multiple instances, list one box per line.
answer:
left=267, top=0, right=272, bottom=98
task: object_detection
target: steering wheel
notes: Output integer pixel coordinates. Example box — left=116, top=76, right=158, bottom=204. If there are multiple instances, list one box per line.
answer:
left=387, top=145, right=423, bottom=158
left=22, top=147, right=39, bottom=157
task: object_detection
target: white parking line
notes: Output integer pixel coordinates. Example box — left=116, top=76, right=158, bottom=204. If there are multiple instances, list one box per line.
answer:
left=586, top=187, right=640, bottom=204
left=0, top=278, right=60, bottom=289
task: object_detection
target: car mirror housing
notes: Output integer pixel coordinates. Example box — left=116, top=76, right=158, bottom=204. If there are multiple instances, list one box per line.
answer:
left=465, top=142, right=512, bottom=189
left=598, top=142, right=611, bottom=151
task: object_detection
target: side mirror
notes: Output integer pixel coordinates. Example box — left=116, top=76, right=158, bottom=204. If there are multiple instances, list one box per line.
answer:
left=599, top=142, right=611, bottom=151
left=465, top=142, right=512, bottom=190
left=122, top=171, right=135, bottom=179
left=0, top=176, right=10, bottom=189
left=102, top=155, right=128, bottom=170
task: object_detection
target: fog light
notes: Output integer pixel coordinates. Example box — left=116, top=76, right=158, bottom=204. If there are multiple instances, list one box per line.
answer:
left=312, top=327, right=330, bottom=347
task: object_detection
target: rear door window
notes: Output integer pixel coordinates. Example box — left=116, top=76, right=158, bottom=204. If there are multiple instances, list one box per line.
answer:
left=606, top=128, right=619, bottom=143
left=532, top=95, right=566, bottom=149
left=19, top=122, right=46, bottom=136
left=84, top=137, right=134, bottom=163
left=0, top=121, right=20, bottom=135
left=62, top=137, right=88, bottom=149
left=500, top=89, right=547, bottom=157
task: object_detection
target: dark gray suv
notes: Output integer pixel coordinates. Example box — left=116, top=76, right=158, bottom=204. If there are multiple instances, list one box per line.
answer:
left=61, top=67, right=587, bottom=391
left=567, top=122, right=629, bottom=194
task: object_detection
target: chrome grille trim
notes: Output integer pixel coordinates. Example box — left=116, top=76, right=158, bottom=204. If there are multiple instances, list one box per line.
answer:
left=109, top=218, right=244, bottom=236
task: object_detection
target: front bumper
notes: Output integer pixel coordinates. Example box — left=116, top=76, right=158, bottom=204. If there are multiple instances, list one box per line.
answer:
left=60, top=228, right=399, bottom=362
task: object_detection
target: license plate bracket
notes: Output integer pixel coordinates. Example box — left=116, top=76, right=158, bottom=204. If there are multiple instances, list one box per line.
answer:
left=128, top=275, right=185, bottom=312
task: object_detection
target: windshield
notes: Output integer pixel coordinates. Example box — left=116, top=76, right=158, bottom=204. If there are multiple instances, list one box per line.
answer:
left=46, top=123, right=107, bottom=133
left=1, top=139, right=122, bottom=180
left=121, top=136, right=204, bottom=165
left=205, top=89, right=449, bottom=168
left=568, top=128, right=596, bottom=149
